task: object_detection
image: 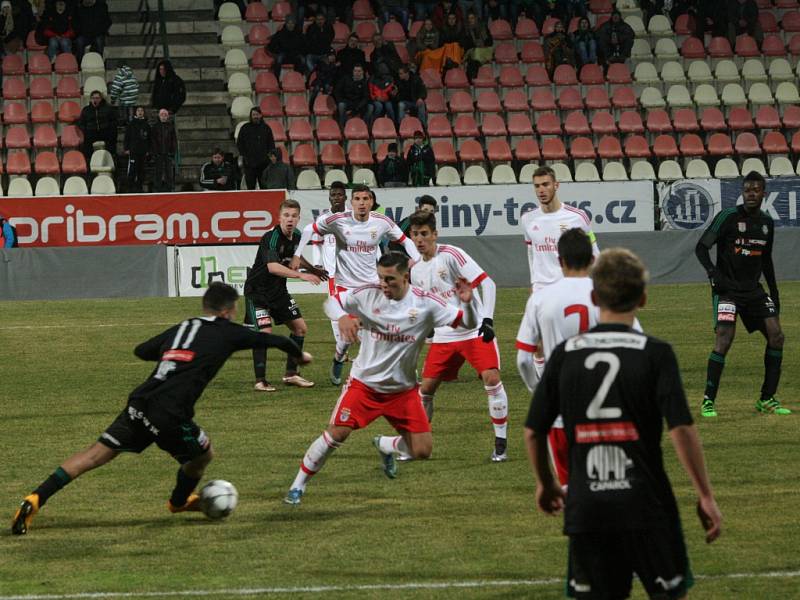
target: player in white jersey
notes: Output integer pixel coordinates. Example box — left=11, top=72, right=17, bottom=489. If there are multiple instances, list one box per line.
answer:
left=283, top=252, right=480, bottom=505
left=291, top=185, right=421, bottom=385
left=408, top=210, right=510, bottom=462
left=521, top=166, right=599, bottom=382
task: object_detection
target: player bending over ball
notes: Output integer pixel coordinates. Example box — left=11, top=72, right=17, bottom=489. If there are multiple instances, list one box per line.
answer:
left=12, top=283, right=311, bottom=535
left=283, top=252, right=480, bottom=506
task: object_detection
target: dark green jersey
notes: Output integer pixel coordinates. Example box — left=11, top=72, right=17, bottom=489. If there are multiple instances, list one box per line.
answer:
left=388, top=216, right=411, bottom=255
left=244, top=226, right=300, bottom=298
left=696, top=206, right=775, bottom=292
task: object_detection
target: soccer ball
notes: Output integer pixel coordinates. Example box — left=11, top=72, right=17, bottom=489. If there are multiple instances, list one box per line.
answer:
left=199, top=480, right=238, bottom=520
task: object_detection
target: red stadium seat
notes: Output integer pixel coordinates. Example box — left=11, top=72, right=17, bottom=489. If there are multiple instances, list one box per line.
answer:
left=389, top=116, right=417, bottom=141
left=520, top=41, right=545, bottom=64
left=708, top=37, right=733, bottom=58
left=355, top=21, right=377, bottom=43
left=6, top=151, right=32, bottom=175
left=259, top=95, right=283, bottom=118
left=734, top=132, right=761, bottom=155
left=598, top=135, right=624, bottom=159
left=585, top=87, right=611, bottom=110
left=61, top=150, right=87, bottom=174
left=508, top=113, right=534, bottom=136
left=707, top=133, right=734, bottom=156
left=347, top=142, right=374, bottom=165
left=30, top=77, right=53, bottom=100
left=514, top=138, right=541, bottom=161
left=333, top=21, right=350, bottom=46
left=590, top=0, right=613, bottom=13
left=606, top=63, right=632, bottom=85
left=777, top=0, right=799, bottom=7
left=352, top=0, right=375, bottom=20
left=5, top=127, right=31, bottom=149
left=291, top=143, right=318, bottom=167
left=792, top=131, right=800, bottom=154
left=281, top=71, right=306, bottom=94
left=782, top=105, right=800, bottom=129
left=54, top=53, right=78, bottom=74
left=553, top=64, right=578, bottom=86
left=532, top=89, right=558, bottom=112
left=266, top=119, right=287, bottom=143
left=789, top=34, right=800, bottom=57
left=473, top=65, right=497, bottom=89
left=321, top=144, right=346, bottom=166
left=371, top=117, right=397, bottom=140
left=315, top=118, right=342, bottom=142
left=4, top=102, right=29, bottom=124
left=489, top=19, right=513, bottom=41
left=449, top=91, right=474, bottom=113
left=782, top=11, right=800, bottom=32
left=762, top=35, right=786, bottom=57
left=26, top=30, right=46, bottom=52
left=646, top=109, right=673, bottom=134
left=427, top=114, right=453, bottom=138
left=493, top=43, right=518, bottom=64
left=591, top=111, right=617, bottom=135
left=453, top=114, right=480, bottom=137
left=762, top=131, right=790, bottom=154
left=476, top=90, right=502, bottom=113
left=734, top=35, right=760, bottom=58
left=408, top=20, right=423, bottom=39
left=344, top=117, right=369, bottom=140
left=503, top=89, right=529, bottom=112
left=755, top=106, right=782, bottom=130
left=536, top=113, right=562, bottom=136
left=524, top=65, right=551, bottom=87
left=34, top=151, right=60, bottom=175
left=679, top=134, right=705, bottom=157
left=2, top=54, right=24, bottom=76
left=28, top=53, right=52, bottom=76
left=56, top=76, right=80, bottom=99
left=481, top=114, right=507, bottom=137
left=284, top=96, right=309, bottom=117
left=515, top=17, right=539, bottom=41
left=674, top=14, right=695, bottom=36
left=618, top=111, right=645, bottom=134
left=564, top=111, right=591, bottom=135
left=57, top=100, right=80, bottom=124
left=245, top=2, right=268, bottom=22
left=759, top=11, right=779, bottom=33
left=498, top=66, right=523, bottom=90
left=541, top=137, right=568, bottom=160
left=251, top=47, right=274, bottom=70
left=313, top=94, right=336, bottom=117
left=681, top=37, right=706, bottom=60
left=271, top=1, right=292, bottom=22
left=3, top=78, right=26, bottom=100
left=541, top=17, right=559, bottom=36
left=420, top=69, right=443, bottom=90
left=700, top=108, right=727, bottom=132
left=557, top=87, right=584, bottom=111
left=728, top=107, right=754, bottom=131
left=255, top=71, right=279, bottom=95
left=288, top=120, right=314, bottom=142
left=31, top=102, right=56, bottom=124
left=487, top=139, right=513, bottom=162
left=611, top=87, right=637, bottom=110
left=382, top=21, right=406, bottom=43
left=432, top=140, right=457, bottom=163
left=624, top=135, right=652, bottom=158
left=579, top=64, right=604, bottom=86
left=444, top=67, right=469, bottom=90
left=458, top=139, right=485, bottom=162
left=673, top=108, right=699, bottom=133
left=60, top=125, right=83, bottom=149
left=248, top=24, right=270, bottom=46
left=653, top=134, right=680, bottom=158
left=425, top=91, right=447, bottom=114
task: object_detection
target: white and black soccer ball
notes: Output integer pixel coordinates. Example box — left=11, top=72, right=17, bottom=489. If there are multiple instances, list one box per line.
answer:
left=200, top=480, right=238, bottom=520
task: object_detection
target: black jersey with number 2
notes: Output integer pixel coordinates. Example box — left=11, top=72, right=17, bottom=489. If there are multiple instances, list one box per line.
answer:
left=129, top=317, right=301, bottom=420
left=527, top=324, right=694, bottom=535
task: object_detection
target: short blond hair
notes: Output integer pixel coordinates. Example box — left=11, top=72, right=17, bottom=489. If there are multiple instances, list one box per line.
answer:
left=591, top=248, right=648, bottom=313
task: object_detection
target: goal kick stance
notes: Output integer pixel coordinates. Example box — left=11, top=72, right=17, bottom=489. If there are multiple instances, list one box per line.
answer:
left=408, top=210, right=509, bottom=462
left=12, top=284, right=311, bottom=535
left=284, top=252, right=480, bottom=506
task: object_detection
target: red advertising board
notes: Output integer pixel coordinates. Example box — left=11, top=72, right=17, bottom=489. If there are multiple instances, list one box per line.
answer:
left=0, top=190, right=286, bottom=247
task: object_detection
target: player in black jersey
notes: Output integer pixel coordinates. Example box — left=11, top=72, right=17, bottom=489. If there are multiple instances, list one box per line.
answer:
left=11, top=283, right=311, bottom=536
left=526, top=248, right=722, bottom=600
left=244, top=199, right=326, bottom=392
left=695, top=172, right=789, bottom=417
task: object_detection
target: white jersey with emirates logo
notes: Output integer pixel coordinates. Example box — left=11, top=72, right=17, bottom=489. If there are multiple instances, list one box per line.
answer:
left=410, top=244, right=487, bottom=343
left=335, top=285, right=464, bottom=393
left=521, top=205, right=598, bottom=291
left=312, top=210, right=418, bottom=289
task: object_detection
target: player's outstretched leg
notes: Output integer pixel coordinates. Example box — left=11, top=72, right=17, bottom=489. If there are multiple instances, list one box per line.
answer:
left=285, top=429, right=346, bottom=505
left=12, top=442, right=118, bottom=535
left=167, top=447, right=213, bottom=513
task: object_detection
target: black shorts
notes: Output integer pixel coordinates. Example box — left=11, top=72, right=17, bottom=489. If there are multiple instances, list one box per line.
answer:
left=567, top=523, right=693, bottom=600
left=244, top=291, right=301, bottom=328
left=99, top=405, right=210, bottom=465
left=713, top=286, right=777, bottom=333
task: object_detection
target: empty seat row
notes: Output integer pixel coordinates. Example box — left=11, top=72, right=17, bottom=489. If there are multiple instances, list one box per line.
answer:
left=3, top=174, right=115, bottom=197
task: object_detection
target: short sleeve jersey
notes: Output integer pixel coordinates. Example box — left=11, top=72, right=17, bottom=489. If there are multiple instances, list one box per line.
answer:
left=313, top=210, right=409, bottom=289
left=526, top=324, right=694, bottom=534
left=336, top=285, right=462, bottom=392
left=244, top=226, right=300, bottom=298
left=410, top=243, right=488, bottom=343
left=698, top=205, right=774, bottom=292
left=521, top=205, right=598, bottom=291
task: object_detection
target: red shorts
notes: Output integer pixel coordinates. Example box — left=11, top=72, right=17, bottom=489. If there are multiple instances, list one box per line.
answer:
left=329, top=378, right=431, bottom=434
left=421, top=337, right=500, bottom=381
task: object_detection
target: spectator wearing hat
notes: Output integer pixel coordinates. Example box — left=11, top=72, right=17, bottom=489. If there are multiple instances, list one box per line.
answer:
left=395, top=64, right=428, bottom=127
left=378, top=142, right=408, bottom=187
left=268, top=14, right=307, bottom=76
left=407, top=130, right=435, bottom=186
left=304, top=11, right=335, bottom=73
left=1, top=0, right=35, bottom=55
left=108, top=64, right=140, bottom=122
left=260, top=148, right=296, bottom=190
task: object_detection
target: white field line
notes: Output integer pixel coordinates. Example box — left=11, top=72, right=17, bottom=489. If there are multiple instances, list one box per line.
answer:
left=1, top=571, right=799, bottom=600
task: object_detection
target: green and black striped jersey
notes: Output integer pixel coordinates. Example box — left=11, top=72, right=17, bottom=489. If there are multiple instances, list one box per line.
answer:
left=244, top=226, right=300, bottom=297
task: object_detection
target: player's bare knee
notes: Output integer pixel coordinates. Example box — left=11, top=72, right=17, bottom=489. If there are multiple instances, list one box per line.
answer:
left=412, top=442, right=432, bottom=460
left=769, top=329, right=785, bottom=349
left=481, top=369, right=501, bottom=387
left=326, top=425, right=351, bottom=444
left=290, top=320, right=308, bottom=336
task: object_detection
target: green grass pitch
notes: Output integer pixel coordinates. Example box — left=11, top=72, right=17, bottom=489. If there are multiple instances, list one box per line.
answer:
left=1, top=284, right=799, bottom=599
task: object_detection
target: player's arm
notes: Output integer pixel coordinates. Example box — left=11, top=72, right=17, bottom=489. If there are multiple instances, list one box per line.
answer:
left=515, top=298, right=540, bottom=393
left=266, top=259, right=322, bottom=285
left=324, top=289, right=361, bottom=342
left=762, top=222, right=779, bottom=311
left=451, top=278, right=481, bottom=330
left=454, top=251, right=496, bottom=340
left=290, top=221, right=323, bottom=269
left=133, top=327, right=177, bottom=361
left=386, top=222, right=421, bottom=262
left=524, top=347, right=565, bottom=515
left=695, top=212, right=734, bottom=291
left=309, top=232, right=324, bottom=268
left=476, top=276, right=497, bottom=341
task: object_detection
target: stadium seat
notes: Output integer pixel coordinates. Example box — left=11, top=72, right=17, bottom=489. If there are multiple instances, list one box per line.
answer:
left=486, top=139, right=513, bottom=162
left=291, top=144, right=318, bottom=168
left=28, top=54, right=52, bottom=76
left=640, top=87, right=666, bottom=110
left=507, top=113, right=534, bottom=138
left=553, top=64, right=579, bottom=87
left=458, top=140, right=485, bottom=163
left=550, top=162, right=573, bottom=182
left=494, top=42, right=519, bottom=65
left=708, top=37, right=733, bottom=61
left=473, top=65, right=497, bottom=90
left=288, top=119, right=314, bottom=143
left=90, top=174, right=116, bottom=194
left=557, top=87, right=584, bottom=111
left=591, top=112, right=618, bottom=135
left=80, top=52, right=105, bottom=79
left=624, top=15, right=646, bottom=38
left=769, top=157, right=795, bottom=177
left=619, top=111, right=645, bottom=134
left=224, top=48, right=249, bottom=75
left=685, top=158, right=711, bottom=178
left=323, top=168, right=348, bottom=187
left=657, top=160, right=683, bottom=180
left=755, top=106, right=782, bottom=130
left=420, top=69, right=442, bottom=91
left=673, top=109, right=699, bottom=132
left=221, top=25, right=246, bottom=51
left=425, top=91, right=447, bottom=114
left=631, top=38, right=653, bottom=62
left=525, top=65, right=551, bottom=88
left=666, top=85, right=693, bottom=111
left=352, top=0, right=375, bottom=21
left=231, top=96, right=254, bottom=120
left=602, top=161, right=629, bottom=181
left=515, top=17, right=539, bottom=42
left=432, top=140, right=457, bottom=163
left=742, top=157, right=767, bottom=176
left=284, top=96, right=309, bottom=119
left=89, top=149, right=114, bottom=174
left=247, top=24, right=269, bottom=48
left=564, top=112, right=591, bottom=136
left=371, top=117, right=397, bottom=141
left=57, top=101, right=80, bottom=124
left=531, top=88, right=557, bottom=111
left=680, top=37, right=706, bottom=61
left=536, top=113, right=562, bottom=136
left=708, top=133, right=734, bottom=156
left=598, top=136, right=624, bottom=160
left=776, top=82, right=800, bottom=107
left=630, top=161, right=656, bottom=180
left=693, top=84, right=721, bottom=109
left=784, top=106, right=800, bottom=130
left=354, top=21, right=377, bottom=44
left=518, top=163, right=538, bottom=183
left=31, top=102, right=56, bottom=125
left=570, top=137, right=597, bottom=160
left=762, top=131, right=790, bottom=155
left=489, top=19, right=513, bottom=41
left=768, top=58, right=794, bottom=84
left=660, top=61, right=686, bottom=87
left=579, top=63, right=605, bottom=86
left=33, top=125, right=58, bottom=149
left=60, top=125, right=83, bottom=149
left=514, top=138, right=541, bottom=162
left=741, top=59, right=768, bottom=89
left=453, top=114, right=480, bottom=138
left=541, top=138, right=568, bottom=161
left=634, top=62, right=660, bottom=87
left=679, top=134, right=705, bottom=158
left=748, top=83, right=775, bottom=108
left=653, top=134, right=680, bottom=158
left=574, top=163, right=600, bottom=182
left=721, top=83, right=747, bottom=109
left=481, top=114, right=508, bottom=139
left=498, top=66, right=524, bottom=92
left=2, top=53, right=24, bottom=76
left=344, top=118, right=369, bottom=141
left=56, top=76, right=81, bottom=101
left=245, top=1, right=267, bottom=22
left=54, top=52, right=79, bottom=75
left=382, top=21, right=405, bottom=43
left=491, top=164, right=517, bottom=184
left=82, top=75, right=107, bottom=99
left=254, top=72, right=279, bottom=97
left=296, top=169, right=322, bottom=190
left=686, top=60, right=714, bottom=87
left=463, top=165, right=489, bottom=185
left=714, top=60, right=740, bottom=88
left=759, top=11, right=779, bottom=34
left=321, top=149, right=346, bottom=174
left=7, top=177, right=33, bottom=196
left=606, top=63, right=632, bottom=85
left=428, top=115, right=454, bottom=140
left=783, top=10, right=800, bottom=33
left=449, top=91, right=474, bottom=114
left=502, top=89, right=529, bottom=112
left=396, top=116, right=421, bottom=141
left=6, top=152, right=32, bottom=175
left=280, top=71, right=306, bottom=95
left=435, top=165, right=461, bottom=186
left=699, top=107, right=727, bottom=132
left=63, top=176, right=89, bottom=195
left=585, top=88, right=611, bottom=112
left=218, top=2, right=242, bottom=25
left=624, top=135, right=652, bottom=158
left=351, top=168, right=377, bottom=186
left=5, top=127, right=31, bottom=150
left=227, top=72, right=252, bottom=98
left=312, top=94, right=336, bottom=117
left=728, top=107, right=754, bottom=131
left=476, top=90, right=502, bottom=114
left=250, top=47, right=273, bottom=70
left=35, top=176, right=61, bottom=196
left=2, top=78, right=26, bottom=100
left=61, top=150, right=87, bottom=175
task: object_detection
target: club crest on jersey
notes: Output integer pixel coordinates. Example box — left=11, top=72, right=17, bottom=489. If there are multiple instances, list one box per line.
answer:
left=408, top=308, right=419, bottom=323
left=370, top=228, right=378, bottom=239
left=339, top=408, right=350, bottom=422
left=438, top=268, right=447, bottom=280
left=738, top=222, right=746, bottom=232
left=560, top=223, right=568, bottom=232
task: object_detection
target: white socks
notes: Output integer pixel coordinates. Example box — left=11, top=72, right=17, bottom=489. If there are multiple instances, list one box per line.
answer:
left=486, top=382, right=509, bottom=440
left=533, top=356, right=545, bottom=378
left=376, top=435, right=410, bottom=458
left=290, top=431, right=341, bottom=491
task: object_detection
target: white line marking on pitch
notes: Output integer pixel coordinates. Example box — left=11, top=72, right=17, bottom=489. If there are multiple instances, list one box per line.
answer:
left=1, top=571, right=799, bottom=600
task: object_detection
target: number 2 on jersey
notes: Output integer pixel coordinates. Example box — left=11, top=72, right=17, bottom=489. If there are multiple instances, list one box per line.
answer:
left=584, top=352, right=622, bottom=419
left=564, top=304, right=590, bottom=332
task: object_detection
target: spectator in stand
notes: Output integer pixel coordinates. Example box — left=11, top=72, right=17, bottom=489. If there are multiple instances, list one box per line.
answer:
left=337, top=33, right=367, bottom=78
left=108, top=64, right=140, bottom=122
left=236, top=106, right=276, bottom=190
left=511, top=0, right=552, bottom=30
left=268, top=15, right=306, bottom=76
left=544, top=18, right=574, bottom=76
left=572, top=16, right=598, bottom=66
left=199, top=148, right=235, bottom=191
left=309, top=48, right=338, bottom=108
left=667, top=0, right=697, bottom=24
left=123, top=106, right=151, bottom=193
left=369, top=63, right=398, bottom=124
left=40, top=0, right=75, bottom=62
left=431, top=0, right=463, bottom=29
left=597, top=9, right=634, bottom=65
left=151, top=59, right=186, bottom=115
left=728, top=0, right=762, bottom=48
left=151, top=108, right=177, bottom=193
left=78, top=90, right=117, bottom=161
left=483, top=0, right=507, bottom=21
left=380, top=0, right=410, bottom=32
left=378, top=142, right=408, bottom=187
left=73, top=0, right=111, bottom=62
left=694, top=0, right=728, bottom=42
left=414, top=0, right=436, bottom=20
left=260, top=148, right=296, bottom=190
left=296, top=0, right=323, bottom=25
left=417, top=12, right=464, bottom=72
left=415, top=17, right=439, bottom=61
left=334, top=64, right=374, bottom=128
left=1, top=0, right=34, bottom=54
left=395, top=64, right=428, bottom=127
left=407, top=130, right=435, bottom=186
left=304, top=12, right=334, bottom=73
left=463, top=10, right=493, bottom=80
left=371, top=32, right=403, bottom=76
